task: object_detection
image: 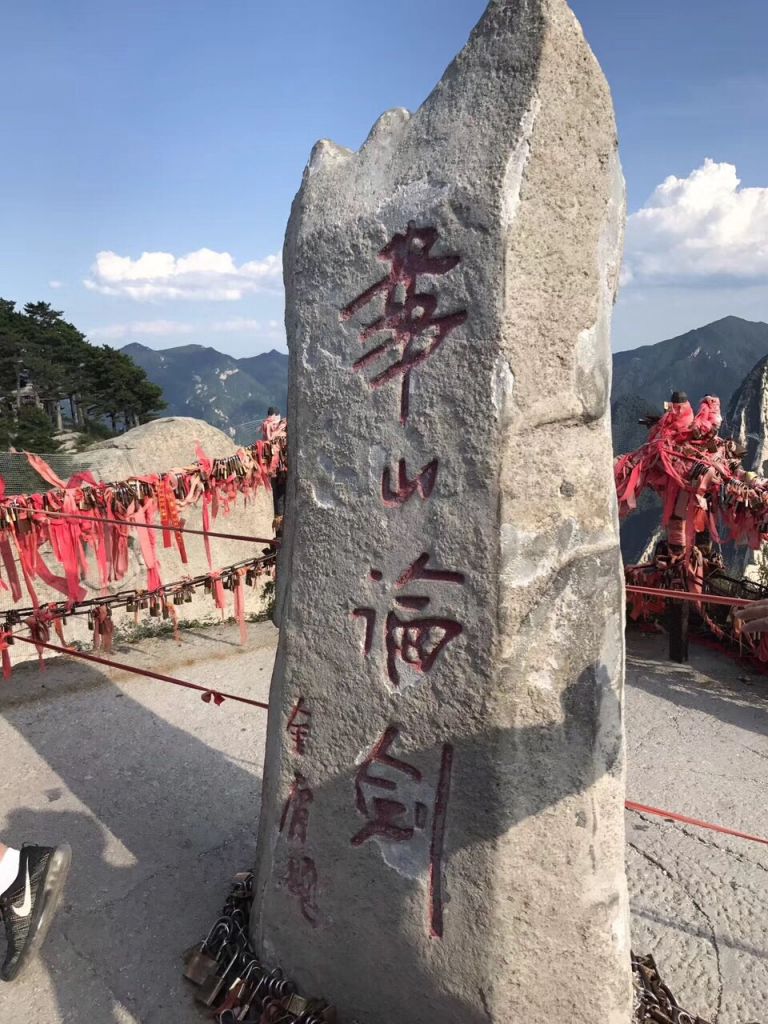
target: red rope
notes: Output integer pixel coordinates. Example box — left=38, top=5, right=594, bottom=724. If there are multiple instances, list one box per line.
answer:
left=626, top=800, right=768, bottom=847
left=27, top=508, right=277, bottom=546
left=11, top=634, right=269, bottom=710
left=626, top=585, right=753, bottom=609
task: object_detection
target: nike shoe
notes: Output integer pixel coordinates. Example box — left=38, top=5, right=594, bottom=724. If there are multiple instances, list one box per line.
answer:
left=0, top=843, right=71, bottom=982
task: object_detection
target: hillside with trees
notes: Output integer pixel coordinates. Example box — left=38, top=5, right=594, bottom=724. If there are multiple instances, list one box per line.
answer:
left=0, top=299, right=165, bottom=451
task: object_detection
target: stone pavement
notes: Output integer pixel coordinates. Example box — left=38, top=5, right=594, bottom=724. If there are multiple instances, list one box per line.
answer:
left=0, top=622, right=276, bottom=1024
left=626, top=631, right=768, bottom=1023
left=0, top=623, right=766, bottom=1022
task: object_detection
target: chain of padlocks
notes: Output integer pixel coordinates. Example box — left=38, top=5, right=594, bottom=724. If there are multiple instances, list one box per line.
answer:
left=632, top=953, right=714, bottom=1024
left=188, top=891, right=741, bottom=1023
left=183, top=871, right=335, bottom=1023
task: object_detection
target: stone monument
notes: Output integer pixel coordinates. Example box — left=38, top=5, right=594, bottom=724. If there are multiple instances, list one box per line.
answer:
left=252, top=1, right=631, bottom=1020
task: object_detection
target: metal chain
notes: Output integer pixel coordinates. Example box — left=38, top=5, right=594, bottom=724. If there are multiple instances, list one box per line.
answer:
left=632, top=952, right=747, bottom=1024
left=183, top=871, right=334, bottom=1023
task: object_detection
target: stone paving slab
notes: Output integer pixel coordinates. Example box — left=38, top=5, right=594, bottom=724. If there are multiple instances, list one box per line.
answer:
left=0, top=621, right=274, bottom=1024
left=0, top=622, right=766, bottom=1022
left=625, top=630, right=768, bottom=1023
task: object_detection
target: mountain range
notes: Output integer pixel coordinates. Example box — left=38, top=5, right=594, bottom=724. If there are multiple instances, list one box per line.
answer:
left=124, top=317, right=768, bottom=568
left=124, top=315, right=768, bottom=453
left=121, top=343, right=288, bottom=442
left=610, top=315, right=768, bottom=562
left=611, top=315, right=768, bottom=457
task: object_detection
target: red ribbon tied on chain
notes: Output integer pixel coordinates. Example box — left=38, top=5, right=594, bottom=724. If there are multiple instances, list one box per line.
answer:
left=0, top=631, right=12, bottom=680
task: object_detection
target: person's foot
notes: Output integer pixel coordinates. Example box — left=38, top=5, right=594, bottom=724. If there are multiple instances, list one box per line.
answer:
left=0, top=844, right=71, bottom=982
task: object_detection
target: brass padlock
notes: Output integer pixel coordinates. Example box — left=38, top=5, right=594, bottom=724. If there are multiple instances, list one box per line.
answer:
left=195, top=949, right=239, bottom=1008
left=182, top=940, right=202, bottom=965
left=182, top=919, right=231, bottom=986
left=231, top=961, right=263, bottom=1020
left=215, top=970, right=249, bottom=1015
left=285, top=994, right=309, bottom=1014
left=182, top=943, right=220, bottom=987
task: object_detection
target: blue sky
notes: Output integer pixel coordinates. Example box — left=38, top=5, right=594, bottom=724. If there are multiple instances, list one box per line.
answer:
left=2, top=0, right=767, bottom=356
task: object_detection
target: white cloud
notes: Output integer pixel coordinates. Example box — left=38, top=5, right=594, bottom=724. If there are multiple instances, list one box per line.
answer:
left=84, top=247, right=282, bottom=301
left=87, top=317, right=284, bottom=343
left=48, top=280, right=63, bottom=289
left=89, top=320, right=196, bottom=341
left=623, top=159, right=768, bottom=287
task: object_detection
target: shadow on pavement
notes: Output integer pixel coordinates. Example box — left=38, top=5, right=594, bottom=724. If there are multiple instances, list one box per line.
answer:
left=0, top=659, right=264, bottom=1024
left=627, top=632, right=768, bottom=740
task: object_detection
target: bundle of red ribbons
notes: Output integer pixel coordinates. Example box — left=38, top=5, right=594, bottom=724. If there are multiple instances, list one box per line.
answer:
left=0, top=439, right=283, bottom=611
left=615, top=394, right=768, bottom=553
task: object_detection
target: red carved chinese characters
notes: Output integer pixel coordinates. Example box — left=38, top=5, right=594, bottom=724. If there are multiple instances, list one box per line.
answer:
left=286, top=697, right=311, bottom=754
left=352, top=726, right=454, bottom=938
left=279, top=773, right=318, bottom=926
left=352, top=726, right=424, bottom=845
left=279, top=773, right=313, bottom=844
left=381, top=458, right=439, bottom=507
left=286, top=856, right=319, bottom=928
left=342, top=224, right=467, bottom=424
left=353, top=553, right=464, bottom=687
left=337, top=224, right=468, bottom=941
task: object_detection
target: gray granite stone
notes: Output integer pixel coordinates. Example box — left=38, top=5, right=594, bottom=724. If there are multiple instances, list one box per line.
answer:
left=254, top=2, right=630, bottom=1020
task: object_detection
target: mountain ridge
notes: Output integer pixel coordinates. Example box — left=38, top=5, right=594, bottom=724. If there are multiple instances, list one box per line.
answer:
left=121, top=342, right=288, bottom=441
left=612, top=315, right=768, bottom=415
left=123, top=316, right=768, bottom=452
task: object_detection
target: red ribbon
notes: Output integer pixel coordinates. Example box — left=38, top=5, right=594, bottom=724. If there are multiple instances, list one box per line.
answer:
left=0, top=631, right=12, bottom=680
left=626, top=800, right=768, bottom=847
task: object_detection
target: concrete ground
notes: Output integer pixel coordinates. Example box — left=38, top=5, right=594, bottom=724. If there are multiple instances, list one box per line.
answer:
left=0, top=623, right=766, bottom=1022
left=0, top=621, right=275, bottom=1024
left=626, top=630, right=768, bottom=1023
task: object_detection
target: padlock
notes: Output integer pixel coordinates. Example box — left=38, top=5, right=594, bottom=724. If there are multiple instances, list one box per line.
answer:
left=182, top=919, right=232, bottom=985
left=182, top=940, right=202, bottom=965
left=196, top=948, right=239, bottom=1008
left=215, top=966, right=250, bottom=1015
left=285, top=994, right=309, bottom=1015
left=183, top=943, right=221, bottom=986
left=232, top=961, right=264, bottom=1021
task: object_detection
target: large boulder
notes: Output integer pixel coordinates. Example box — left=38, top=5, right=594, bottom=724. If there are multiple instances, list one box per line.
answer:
left=1, top=417, right=274, bottom=660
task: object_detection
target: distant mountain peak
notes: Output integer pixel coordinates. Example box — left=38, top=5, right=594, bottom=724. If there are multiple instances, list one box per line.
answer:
left=120, top=342, right=288, bottom=442
left=613, top=316, right=768, bottom=412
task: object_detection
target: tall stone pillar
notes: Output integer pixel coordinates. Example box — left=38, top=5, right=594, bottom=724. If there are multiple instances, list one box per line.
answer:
left=253, top=1, right=631, bottom=1021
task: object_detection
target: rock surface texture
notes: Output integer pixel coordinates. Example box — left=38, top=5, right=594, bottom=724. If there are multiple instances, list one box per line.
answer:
left=252, top=1, right=631, bottom=1021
